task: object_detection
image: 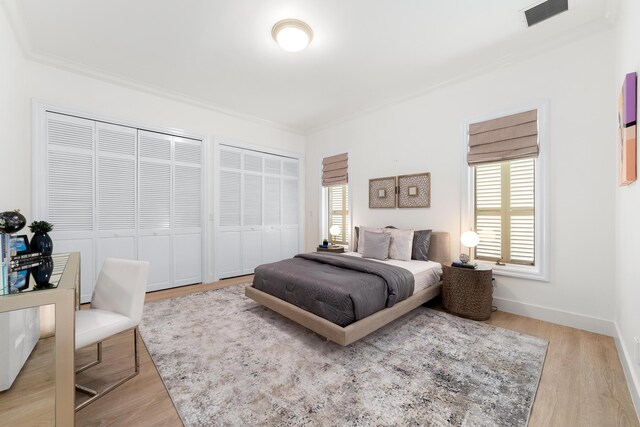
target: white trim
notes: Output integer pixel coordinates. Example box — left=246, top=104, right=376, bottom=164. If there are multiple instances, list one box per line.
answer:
left=614, top=322, right=640, bottom=421
left=212, top=137, right=305, bottom=281
left=493, top=297, right=615, bottom=337
left=460, top=100, right=550, bottom=282
left=32, top=100, right=210, bottom=294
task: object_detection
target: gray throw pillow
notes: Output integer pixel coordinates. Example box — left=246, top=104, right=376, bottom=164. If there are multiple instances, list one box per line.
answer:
left=412, top=229, right=432, bottom=261
left=357, top=226, right=383, bottom=254
left=384, top=228, right=414, bottom=261
left=362, top=231, right=390, bottom=261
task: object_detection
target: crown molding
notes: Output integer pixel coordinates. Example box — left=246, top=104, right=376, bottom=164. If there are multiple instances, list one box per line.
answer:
left=1, top=1, right=304, bottom=136
left=305, top=17, right=615, bottom=135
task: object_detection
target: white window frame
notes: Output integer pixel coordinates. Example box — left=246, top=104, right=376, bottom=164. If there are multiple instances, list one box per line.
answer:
left=460, top=101, right=550, bottom=281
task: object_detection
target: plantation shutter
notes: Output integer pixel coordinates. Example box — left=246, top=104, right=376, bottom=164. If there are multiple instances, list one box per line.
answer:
left=475, top=158, right=535, bottom=265
left=322, top=153, right=348, bottom=186
left=328, top=185, right=350, bottom=245
left=468, top=110, right=538, bottom=166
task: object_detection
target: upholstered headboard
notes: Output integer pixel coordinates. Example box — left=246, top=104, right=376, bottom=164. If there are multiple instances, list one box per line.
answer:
left=352, top=226, right=450, bottom=265
left=428, top=232, right=451, bottom=266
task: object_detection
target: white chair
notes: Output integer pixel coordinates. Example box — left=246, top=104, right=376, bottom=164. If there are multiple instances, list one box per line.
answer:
left=75, top=258, right=149, bottom=411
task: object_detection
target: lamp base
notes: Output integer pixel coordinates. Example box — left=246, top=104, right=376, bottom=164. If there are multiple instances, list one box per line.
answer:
left=459, top=253, right=470, bottom=264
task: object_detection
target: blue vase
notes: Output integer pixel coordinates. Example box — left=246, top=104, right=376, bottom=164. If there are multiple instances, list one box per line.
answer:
left=32, top=256, right=54, bottom=288
left=30, top=232, right=53, bottom=255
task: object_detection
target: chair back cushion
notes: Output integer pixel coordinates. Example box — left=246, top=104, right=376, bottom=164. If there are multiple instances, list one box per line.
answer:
left=90, top=259, right=150, bottom=324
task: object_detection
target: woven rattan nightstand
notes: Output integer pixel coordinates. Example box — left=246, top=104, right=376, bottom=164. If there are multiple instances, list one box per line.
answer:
left=317, top=246, right=345, bottom=253
left=442, top=265, right=493, bottom=320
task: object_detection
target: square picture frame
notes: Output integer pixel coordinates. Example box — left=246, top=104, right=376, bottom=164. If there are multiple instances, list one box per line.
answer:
left=397, top=172, right=430, bottom=208
left=10, top=235, right=30, bottom=255
left=369, top=176, right=396, bottom=208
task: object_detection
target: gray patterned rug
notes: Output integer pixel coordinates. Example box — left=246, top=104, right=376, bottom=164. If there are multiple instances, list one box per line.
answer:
left=139, top=285, right=547, bottom=427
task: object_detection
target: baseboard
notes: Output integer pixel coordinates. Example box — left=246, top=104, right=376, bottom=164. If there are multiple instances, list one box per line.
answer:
left=614, top=322, right=640, bottom=422
left=492, top=297, right=615, bottom=336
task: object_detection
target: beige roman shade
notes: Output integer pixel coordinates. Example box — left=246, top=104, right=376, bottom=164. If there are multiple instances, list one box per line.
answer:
left=322, top=153, right=348, bottom=186
left=468, top=110, right=539, bottom=166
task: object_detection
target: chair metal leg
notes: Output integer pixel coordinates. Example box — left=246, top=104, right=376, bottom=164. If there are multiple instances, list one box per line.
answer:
left=76, top=342, right=102, bottom=374
left=75, top=327, right=140, bottom=412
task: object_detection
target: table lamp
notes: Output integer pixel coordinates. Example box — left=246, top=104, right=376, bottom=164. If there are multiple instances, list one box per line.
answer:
left=460, top=230, right=480, bottom=264
left=329, top=225, right=341, bottom=245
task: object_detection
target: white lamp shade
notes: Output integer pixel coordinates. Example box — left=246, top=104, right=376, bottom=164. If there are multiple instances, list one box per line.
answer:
left=329, top=225, right=341, bottom=237
left=272, top=19, right=313, bottom=52
left=460, top=231, right=480, bottom=248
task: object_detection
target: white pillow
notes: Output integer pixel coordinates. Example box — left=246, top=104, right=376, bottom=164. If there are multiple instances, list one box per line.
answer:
left=357, top=226, right=383, bottom=254
left=384, top=228, right=414, bottom=261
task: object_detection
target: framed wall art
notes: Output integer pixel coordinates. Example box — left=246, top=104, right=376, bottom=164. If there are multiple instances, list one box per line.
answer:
left=397, top=172, right=430, bottom=208
left=618, top=72, right=637, bottom=186
left=369, top=176, right=396, bottom=208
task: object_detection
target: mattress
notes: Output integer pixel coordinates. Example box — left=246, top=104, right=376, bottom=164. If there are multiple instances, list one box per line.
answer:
left=342, top=252, right=443, bottom=293
left=251, top=253, right=416, bottom=326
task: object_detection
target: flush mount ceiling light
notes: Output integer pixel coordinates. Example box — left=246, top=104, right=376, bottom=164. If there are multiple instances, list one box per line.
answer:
left=272, top=19, right=313, bottom=52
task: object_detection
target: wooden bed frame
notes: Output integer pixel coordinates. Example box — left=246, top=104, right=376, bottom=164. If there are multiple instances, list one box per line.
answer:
left=245, top=231, right=450, bottom=346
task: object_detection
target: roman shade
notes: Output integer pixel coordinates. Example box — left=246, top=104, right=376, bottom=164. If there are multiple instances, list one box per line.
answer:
left=322, top=153, right=348, bottom=186
left=467, top=110, right=539, bottom=166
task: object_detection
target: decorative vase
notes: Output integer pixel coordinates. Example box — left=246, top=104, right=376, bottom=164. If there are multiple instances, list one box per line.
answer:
left=32, top=256, right=54, bottom=288
left=0, top=210, right=26, bottom=233
left=30, top=232, right=53, bottom=255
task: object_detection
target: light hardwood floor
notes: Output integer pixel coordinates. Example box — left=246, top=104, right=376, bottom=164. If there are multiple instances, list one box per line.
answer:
left=0, top=276, right=637, bottom=426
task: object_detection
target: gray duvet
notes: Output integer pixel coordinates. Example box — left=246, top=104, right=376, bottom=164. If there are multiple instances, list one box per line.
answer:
left=251, top=252, right=415, bottom=326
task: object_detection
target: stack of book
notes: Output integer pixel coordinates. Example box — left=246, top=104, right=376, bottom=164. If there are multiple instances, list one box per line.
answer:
left=1, top=233, right=9, bottom=295
left=451, top=261, right=477, bottom=269
left=10, top=253, right=44, bottom=271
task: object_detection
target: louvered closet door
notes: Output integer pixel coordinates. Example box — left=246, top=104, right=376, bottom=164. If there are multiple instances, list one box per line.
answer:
left=173, top=137, right=203, bottom=286
left=45, top=112, right=96, bottom=302
left=217, top=146, right=243, bottom=278
left=138, top=130, right=173, bottom=292
left=95, top=122, right=137, bottom=279
left=281, top=158, right=300, bottom=259
left=241, top=151, right=263, bottom=274
left=262, top=155, right=282, bottom=264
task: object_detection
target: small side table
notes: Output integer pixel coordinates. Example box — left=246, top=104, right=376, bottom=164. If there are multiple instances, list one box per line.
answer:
left=317, top=246, right=345, bottom=254
left=442, top=265, right=493, bottom=320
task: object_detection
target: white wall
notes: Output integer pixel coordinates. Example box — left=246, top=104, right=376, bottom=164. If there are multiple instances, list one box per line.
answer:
left=0, top=6, right=305, bottom=280
left=614, top=0, right=640, bottom=414
left=306, top=29, right=616, bottom=332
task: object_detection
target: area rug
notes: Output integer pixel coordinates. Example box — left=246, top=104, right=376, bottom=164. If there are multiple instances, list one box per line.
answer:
left=139, top=285, right=547, bottom=426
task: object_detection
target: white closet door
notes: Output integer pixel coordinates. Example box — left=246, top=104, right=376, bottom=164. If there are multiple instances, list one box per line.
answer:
left=173, top=137, right=203, bottom=286
left=241, top=152, right=263, bottom=274
left=262, top=165, right=282, bottom=264
left=217, top=146, right=242, bottom=278
left=281, top=158, right=299, bottom=259
left=45, top=112, right=96, bottom=302
left=138, top=130, right=172, bottom=292
left=95, top=122, right=137, bottom=278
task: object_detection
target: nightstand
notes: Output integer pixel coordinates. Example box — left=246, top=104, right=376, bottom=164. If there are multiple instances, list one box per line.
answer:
left=442, top=265, right=493, bottom=320
left=317, top=246, right=345, bottom=253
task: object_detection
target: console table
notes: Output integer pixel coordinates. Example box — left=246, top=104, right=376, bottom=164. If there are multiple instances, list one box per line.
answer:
left=0, top=252, right=79, bottom=426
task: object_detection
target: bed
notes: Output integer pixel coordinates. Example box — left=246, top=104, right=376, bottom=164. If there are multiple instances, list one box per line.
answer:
left=245, top=231, right=450, bottom=346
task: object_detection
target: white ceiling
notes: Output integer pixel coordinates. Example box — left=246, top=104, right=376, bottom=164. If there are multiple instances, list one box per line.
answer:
left=4, top=0, right=614, bottom=132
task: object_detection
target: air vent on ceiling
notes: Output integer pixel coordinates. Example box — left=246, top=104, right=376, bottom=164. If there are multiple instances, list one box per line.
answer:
left=524, top=0, right=569, bottom=27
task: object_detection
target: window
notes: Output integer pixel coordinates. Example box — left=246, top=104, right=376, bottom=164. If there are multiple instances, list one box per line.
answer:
left=327, top=184, right=350, bottom=245
left=463, top=103, right=548, bottom=281
left=474, top=158, right=535, bottom=265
